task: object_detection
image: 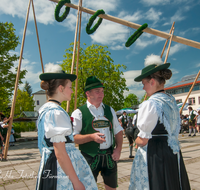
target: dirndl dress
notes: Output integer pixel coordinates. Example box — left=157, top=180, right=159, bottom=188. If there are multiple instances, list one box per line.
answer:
left=129, top=93, right=190, bottom=190
left=36, top=102, right=97, bottom=190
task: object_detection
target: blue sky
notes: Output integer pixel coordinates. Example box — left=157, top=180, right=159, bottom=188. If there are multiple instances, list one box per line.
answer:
left=1, top=0, right=200, bottom=99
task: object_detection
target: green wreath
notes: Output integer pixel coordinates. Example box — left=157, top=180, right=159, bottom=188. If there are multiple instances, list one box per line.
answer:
left=55, top=0, right=71, bottom=22
left=86, top=9, right=105, bottom=35
left=125, top=23, right=148, bottom=47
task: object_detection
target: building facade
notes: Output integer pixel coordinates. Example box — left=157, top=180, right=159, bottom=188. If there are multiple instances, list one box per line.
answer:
left=32, top=90, right=47, bottom=111
left=165, top=74, right=200, bottom=115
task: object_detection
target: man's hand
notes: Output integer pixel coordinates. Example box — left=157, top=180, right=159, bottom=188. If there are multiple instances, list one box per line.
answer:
left=91, top=133, right=106, bottom=144
left=112, top=148, right=121, bottom=161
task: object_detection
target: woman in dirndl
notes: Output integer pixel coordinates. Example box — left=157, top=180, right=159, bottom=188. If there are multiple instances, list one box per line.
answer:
left=129, top=54, right=190, bottom=190
left=36, top=63, right=97, bottom=190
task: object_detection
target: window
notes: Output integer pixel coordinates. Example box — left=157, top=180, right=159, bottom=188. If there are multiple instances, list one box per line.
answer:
left=184, top=87, right=190, bottom=93
left=188, top=97, right=195, bottom=105
left=176, top=99, right=182, bottom=104
left=198, top=97, right=200, bottom=104
left=175, top=88, right=183, bottom=94
left=193, top=85, right=200, bottom=91
left=37, top=100, right=40, bottom=105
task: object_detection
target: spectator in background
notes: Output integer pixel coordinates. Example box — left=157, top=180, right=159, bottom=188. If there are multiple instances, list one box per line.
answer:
left=9, top=127, right=15, bottom=146
left=0, top=129, right=3, bottom=160
left=125, top=117, right=135, bottom=158
left=118, top=111, right=128, bottom=138
left=194, top=110, right=200, bottom=134
left=188, top=106, right=198, bottom=136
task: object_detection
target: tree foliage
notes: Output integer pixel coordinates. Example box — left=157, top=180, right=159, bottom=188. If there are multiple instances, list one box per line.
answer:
left=124, top=93, right=139, bottom=108
left=0, top=22, right=27, bottom=114
left=140, top=93, right=149, bottom=103
left=14, top=89, right=35, bottom=117
left=61, top=43, right=128, bottom=113
left=24, top=81, right=32, bottom=96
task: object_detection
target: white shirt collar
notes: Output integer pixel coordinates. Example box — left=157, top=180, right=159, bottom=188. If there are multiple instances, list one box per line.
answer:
left=86, top=100, right=105, bottom=109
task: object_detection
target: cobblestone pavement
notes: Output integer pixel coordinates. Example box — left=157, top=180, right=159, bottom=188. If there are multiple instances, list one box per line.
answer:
left=0, top=132, right=200, bottom=190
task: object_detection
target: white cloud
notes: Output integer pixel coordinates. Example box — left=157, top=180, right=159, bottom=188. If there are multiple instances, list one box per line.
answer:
left=122, top=70, right=141, bottom=87
left=179, top=27, right=200, bottom=37
left=170, top=68, right=179, bottom=75
left=163, top=43, right=187, bottom=57
left=89, top=20, right=128, bottom=48
left=84, top=0, right=120, bottom=12
left=163, top=7, right=190, bottom=26
left=195, top=63, right=200, bottom=68
left=118, top=11, right=143, bottom=23
left=122, top=70, right=145, bottom=99
left=145, top=8, right=162, bottom=22
left=140, top=0, right=170, bottom=6
left=134, top=34, right=165, bottom=49
left=19, top=28, right=33, bottom=36
left=0, top=0, right=55, bottom=25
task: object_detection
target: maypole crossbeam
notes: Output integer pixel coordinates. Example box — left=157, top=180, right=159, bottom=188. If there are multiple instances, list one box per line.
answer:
left=50, top=0, right=200, bottom=49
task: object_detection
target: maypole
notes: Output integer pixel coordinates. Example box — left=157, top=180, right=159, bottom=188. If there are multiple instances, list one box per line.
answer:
left=143, top=22, right=175, bottom=101
left=49, top=0, right=200, bottom=49
left=4, top=0, right=32, bottom=160
left=66, top=0, right=82, bottom=112
left=4, top=0, right=45, bottom=160
left=74, top=0, right=83, bottom=110
left=31, top=0, right=48, bottom=100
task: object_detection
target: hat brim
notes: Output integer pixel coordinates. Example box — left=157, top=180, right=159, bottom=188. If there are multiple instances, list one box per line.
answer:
left=134, top=63, right=170, bottom=82
left=85, top=84, right=105, bottom=92
left=39, top=73, right=77, bottom=82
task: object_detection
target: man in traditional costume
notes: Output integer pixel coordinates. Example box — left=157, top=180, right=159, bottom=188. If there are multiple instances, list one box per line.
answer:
left=72, top=76, right=123, bottom=190
left=118, top=111, right=128, bottom=138
left=188, top=106, right=198, bottom=136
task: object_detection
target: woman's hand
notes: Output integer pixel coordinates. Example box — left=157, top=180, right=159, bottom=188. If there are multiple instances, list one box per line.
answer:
left=135, top=136, right=148, bottom=147
left=73, top=180, right=85, bottom=190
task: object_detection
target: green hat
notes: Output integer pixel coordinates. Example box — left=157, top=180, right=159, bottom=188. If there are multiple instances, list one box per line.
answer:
left=39, top=63, right=77, bottom=82
left=134, top=54, right=170, bottom=82
left=84, top=76, right=104, bottom=92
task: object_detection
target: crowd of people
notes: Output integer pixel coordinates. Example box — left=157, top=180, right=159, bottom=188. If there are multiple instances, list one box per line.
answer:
left=35, top=54, right=191, bottom=190
left=0, top=115, right=15, bottom=160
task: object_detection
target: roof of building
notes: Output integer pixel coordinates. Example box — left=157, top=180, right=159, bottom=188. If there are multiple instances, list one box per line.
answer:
left=13, top=111, right=38, bottom=122
left=165, top=73, right=200, bottom=90
left=32, top=90, right=45, bottom=95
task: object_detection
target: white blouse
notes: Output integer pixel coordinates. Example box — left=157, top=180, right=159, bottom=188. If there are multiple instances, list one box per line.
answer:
left=137, top=100, right=158, bottom=139
left=44, top=108, right=72, bottom=143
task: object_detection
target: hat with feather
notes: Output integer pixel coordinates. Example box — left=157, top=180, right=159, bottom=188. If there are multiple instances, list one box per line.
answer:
left=39, top=63, right=77, bottom=82
left=134, top=54, right=170, bottom=82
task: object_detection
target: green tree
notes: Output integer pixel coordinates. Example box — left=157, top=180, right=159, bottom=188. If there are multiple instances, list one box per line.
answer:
left=61, top=43, right=128, bottom=113
left=124, top=93, right=139, bottom=108
left=24, top=81, right=32, bottom=96
left=14, top=89, right=35, bottom=117
left=0, top=22, right=26, bottom=114
left=140, top=93, right=149, bottom=103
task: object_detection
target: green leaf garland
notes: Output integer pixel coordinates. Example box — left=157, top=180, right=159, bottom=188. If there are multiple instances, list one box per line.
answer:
left=125, top=23, right=148, bottom=47
left=86, top=9, right=105, bottom=35
left=55, top=0, right=71, bottom=22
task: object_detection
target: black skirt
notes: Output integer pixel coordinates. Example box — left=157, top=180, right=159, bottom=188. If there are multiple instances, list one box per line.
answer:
left=147, top=122, right=190, bottom=190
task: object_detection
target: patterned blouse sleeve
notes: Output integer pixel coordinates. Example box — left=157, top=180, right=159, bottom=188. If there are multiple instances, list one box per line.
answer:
left=44, top=109, right=72, bottom=143
left=137, top=100, right=158, bottom=139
